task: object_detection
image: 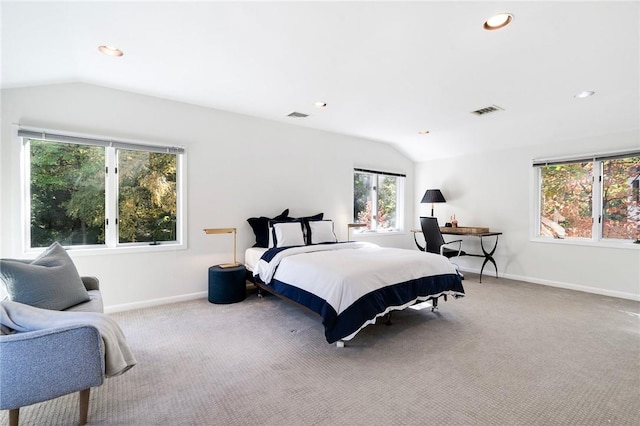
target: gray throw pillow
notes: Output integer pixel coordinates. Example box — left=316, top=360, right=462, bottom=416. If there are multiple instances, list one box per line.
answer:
left=0, top=242, right=90, bottom=310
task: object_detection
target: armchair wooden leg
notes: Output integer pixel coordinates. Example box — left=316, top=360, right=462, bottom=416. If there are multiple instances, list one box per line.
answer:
left=8, top=408, right=18, bottom=426
left=78, top=388, right=90, bottom=425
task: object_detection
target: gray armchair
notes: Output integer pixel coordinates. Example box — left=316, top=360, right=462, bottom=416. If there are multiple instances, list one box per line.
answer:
left=0, top=278, right=106, bottom=426
left=0, top=325, right=105, bottom=426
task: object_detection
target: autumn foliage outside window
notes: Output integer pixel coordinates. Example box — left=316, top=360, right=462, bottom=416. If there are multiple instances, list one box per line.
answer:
left=540, top=162, right=593, bottom=238
left=537, top=153, right=639, bottom=242
left=353, top=169, right=404, bottom=231
left=602, top=157, right=640, bottom=240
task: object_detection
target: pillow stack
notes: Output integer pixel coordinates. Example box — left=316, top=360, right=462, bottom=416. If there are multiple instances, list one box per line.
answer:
left=247, top=210, right=337, bottom=248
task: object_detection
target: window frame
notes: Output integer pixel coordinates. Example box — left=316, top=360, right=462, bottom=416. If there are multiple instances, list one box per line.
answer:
left=19, top=127, right=187, bottom=253
left=353, top=168, right=405, bottom=233
left=532, top=150, right=640, bottom=248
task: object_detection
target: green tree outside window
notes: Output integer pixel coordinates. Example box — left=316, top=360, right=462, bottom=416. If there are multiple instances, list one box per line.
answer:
left=27, top=139, right=180, bottom=248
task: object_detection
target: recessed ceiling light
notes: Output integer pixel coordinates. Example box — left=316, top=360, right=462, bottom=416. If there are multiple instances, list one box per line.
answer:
left=574, top=91, right=595, bottom=99
left=314, top=102, right=327, bottom=108
left=483, top=13, right=513, bottom=30
left=418, top=130, right=430, bottom=135
left=98, top=45, right=124, bottom=57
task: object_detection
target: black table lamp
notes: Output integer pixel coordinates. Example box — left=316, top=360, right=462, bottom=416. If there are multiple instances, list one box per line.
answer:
left=421, top=189, right=446, bottom=217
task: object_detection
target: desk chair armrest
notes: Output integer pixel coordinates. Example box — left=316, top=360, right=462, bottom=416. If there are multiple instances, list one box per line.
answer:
left=441, top=239, right=463, bottom=256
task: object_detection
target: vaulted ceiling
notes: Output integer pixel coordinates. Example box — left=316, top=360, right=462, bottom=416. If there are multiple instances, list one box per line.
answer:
left=2, top=1, right=638, bottom=161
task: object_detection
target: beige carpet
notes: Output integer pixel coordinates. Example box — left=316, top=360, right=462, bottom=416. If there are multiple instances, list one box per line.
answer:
left=3, top=274, right=639, bottom=425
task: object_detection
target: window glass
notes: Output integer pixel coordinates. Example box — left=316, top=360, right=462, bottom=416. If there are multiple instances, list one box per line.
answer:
left=29, top=139, right=105, bottom=247
left=539, top=162, right=593, bottom=238
left=118, top=149, right=177, bottom=244
left=377, top=175, right=398, bottom=229
left=354, top=172, right=373, bottom=228
left=602, top=156, right=640, bottom=240
left=535, top=152, right=640, bottom=243
left=353, top=170, right=403, bottom=231
left=24, top=133, right=183, bottom=250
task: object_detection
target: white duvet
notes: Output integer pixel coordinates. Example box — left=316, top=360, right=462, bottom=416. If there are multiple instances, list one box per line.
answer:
left=254, top=242, right=459, bottom=316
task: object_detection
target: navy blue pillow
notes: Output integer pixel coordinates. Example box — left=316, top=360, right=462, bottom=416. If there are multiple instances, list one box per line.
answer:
left=296, top=213, right=323, bottom=222
left=247, top=209, right=289, bottom=248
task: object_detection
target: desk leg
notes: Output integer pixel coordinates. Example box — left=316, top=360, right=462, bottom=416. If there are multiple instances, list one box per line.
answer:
left=479, top=235, right=499, bottom=283
left=413, top=232, right=425, bottom=251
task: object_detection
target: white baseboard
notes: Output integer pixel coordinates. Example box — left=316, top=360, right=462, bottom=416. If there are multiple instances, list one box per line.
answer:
left=103, top=268, right=639, bottom=314
left=104, top=291, right=207, bottom=313
left=459, top=267, right=640, bottom=302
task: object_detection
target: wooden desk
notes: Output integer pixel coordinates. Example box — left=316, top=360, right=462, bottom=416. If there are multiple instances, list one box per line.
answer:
left=440, top=227, right=502, bottom=283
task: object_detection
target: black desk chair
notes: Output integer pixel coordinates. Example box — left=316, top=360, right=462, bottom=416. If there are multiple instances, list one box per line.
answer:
left=415, top=217, right=465, bottom=276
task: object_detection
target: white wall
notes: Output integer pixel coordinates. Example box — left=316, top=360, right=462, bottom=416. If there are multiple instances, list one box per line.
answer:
left=415, top=131, right=640, bottom=300
left=4, top=83, right=637, bottom=307
left=1, top=83, right=415, bottom=310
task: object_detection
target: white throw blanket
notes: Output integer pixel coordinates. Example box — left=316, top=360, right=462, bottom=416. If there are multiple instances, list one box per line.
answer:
left=0, top=301, right=136, bottom=377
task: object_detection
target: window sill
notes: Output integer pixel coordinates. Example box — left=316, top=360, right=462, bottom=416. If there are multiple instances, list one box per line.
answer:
left=531, top=237, right=640, bottom=250
left=353, top=230, right=406, bottom=237
left=24, top=242, right=187, bottom=257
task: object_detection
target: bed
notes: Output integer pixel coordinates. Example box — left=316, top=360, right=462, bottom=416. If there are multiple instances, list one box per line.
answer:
left=245, top=241, right=465, bottom=346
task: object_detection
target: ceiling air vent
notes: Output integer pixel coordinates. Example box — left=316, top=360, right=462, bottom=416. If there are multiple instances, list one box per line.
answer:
left=287, top=111, right=308, bottom=118
left=471, top=105, right=505, bottom=116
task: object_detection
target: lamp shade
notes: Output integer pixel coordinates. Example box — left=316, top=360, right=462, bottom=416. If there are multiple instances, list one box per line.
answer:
left=421, top=189, right=446, bottom=204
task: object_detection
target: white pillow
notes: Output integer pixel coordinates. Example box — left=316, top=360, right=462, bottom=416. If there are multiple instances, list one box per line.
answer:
left=268, top=225, right=275, bottom=248
left=273, top=222, right=305, bottom=247
left=308, top=220, right=337, bottom=244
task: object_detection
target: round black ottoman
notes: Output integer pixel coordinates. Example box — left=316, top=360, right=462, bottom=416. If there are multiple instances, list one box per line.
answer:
left=208, top=264, right=246, bottom=304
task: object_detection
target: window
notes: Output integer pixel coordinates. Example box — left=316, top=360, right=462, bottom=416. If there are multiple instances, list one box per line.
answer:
left=20, top=128, right=185, bottom=250
left=534, top=151, right=640, bottom=243
left=353, top=168, right=405, bottom=232
left=117, top=149, right=178, bottom=244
